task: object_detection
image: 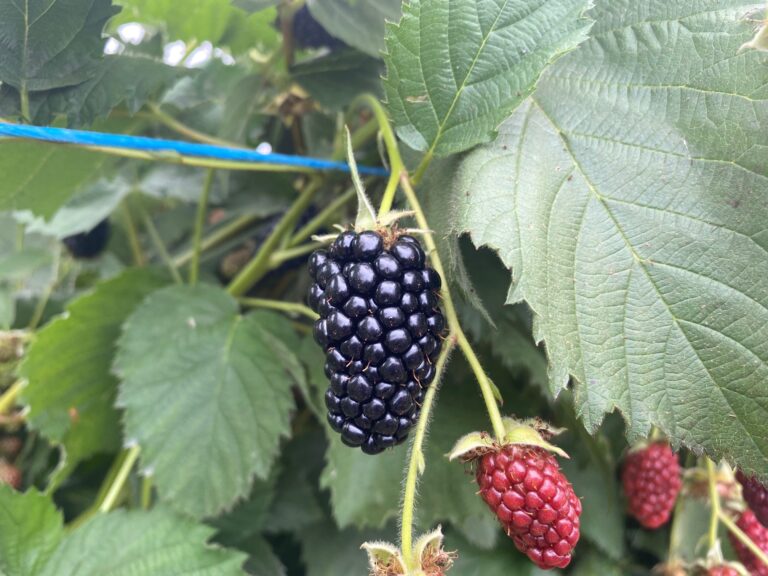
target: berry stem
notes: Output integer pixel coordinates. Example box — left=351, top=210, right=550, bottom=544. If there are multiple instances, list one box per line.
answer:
left=189, top=168, right=216, bottom=286
left=238, top=298, right=319, bottom=320
left=270, top=242, right=325, bottom=266
left=173, top=213, right=265, bottom=268
left=348, top=94, right=405, bottom=219
left=706, top=458, right=722, bottom=550
left=287, top=187, right=356, bottom=248
left=399, top=174, right=507, bottom=441
left=120, top=198, right=146, bottom=267
left=99, top=445, right=141, bottom=513
left=0, top=379, right=25, bottom=415
left=719, top=511, right=768, bottom=569
left=400, top=334, right=456, bottom=570
left=139, top=208, right=183, bottom=284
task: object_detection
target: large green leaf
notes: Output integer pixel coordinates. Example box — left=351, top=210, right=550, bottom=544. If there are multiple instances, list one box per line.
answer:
left=0, top=487, right=63, bottom=576
left=320, top=360, right=498, bottom=547
left=113, top=0, right=234, bottom=44
left=307, top=0, right=401, bottom=58
left=448, top=1, right=768, bottom=475
left=115, top=285, right=305, bottom=518
left=0, top=0, right=118, bottom=91
left=21, top=269, right=169, bottom=464
left=37, top=508, right=246, bottom=575
left=0, top=142, right=110, bottom=219
left=383, top=0, right=593, bottom=157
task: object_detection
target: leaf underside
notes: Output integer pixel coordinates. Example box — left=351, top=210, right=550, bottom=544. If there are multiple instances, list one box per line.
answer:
left=449, top=0, right=768, bottom=475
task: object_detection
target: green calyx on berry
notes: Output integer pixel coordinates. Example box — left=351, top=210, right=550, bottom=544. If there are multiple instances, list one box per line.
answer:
left=448, top=417, right=568, bottom=462
left=362, top=526, right=454, bottom=576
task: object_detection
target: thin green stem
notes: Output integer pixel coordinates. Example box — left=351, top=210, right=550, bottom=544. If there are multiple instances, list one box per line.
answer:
left=667, top=496, right=686, bottom=561
left=121, top=200, right=145, bottom=266
left=28, top=246, right=61, bottom=331
left=0, top=380, right=25, bottom=414
left=400, top=335, right=456, bottom=569
left=719, top=511, right=768, bottom=569
left=288, top=188, right=355, bottom=247
left=189, top=169, right=216, bottom=285
left=239, top=298, right=318, bottom=320
left=173, top=213, right=264, bottom=267
left=706, top=458, right=721, bottom=550
left=349, top=94, right=404, bottom=217
left=20, top=83, right=30, bottom=123
left=269, top=242, right=323, bottom=266
left=399, top=174, right=506, bottom=440
left=99, top=445, right=141, bottom=513
left=148, top=103, right=240, bottom=147
left=140, top=476, right=153, bottom=510
left=411, top=150, right=434, bottom=186
left=140, top=210, right=183, bottom=284
left=227, top=179, right=321, bottom=297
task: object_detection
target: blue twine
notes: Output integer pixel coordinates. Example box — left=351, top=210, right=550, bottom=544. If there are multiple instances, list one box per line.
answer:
left=0, top=123, right=390, bottom=177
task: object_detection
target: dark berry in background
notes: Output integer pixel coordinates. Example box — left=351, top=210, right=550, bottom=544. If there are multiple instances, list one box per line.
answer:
left=292, top=5, right=345, bottom=50
left=62, top=219, right=110, bottom=259
left=737, top=470, right=768, bottom=527
left=308, top=230, right=447, bottom=455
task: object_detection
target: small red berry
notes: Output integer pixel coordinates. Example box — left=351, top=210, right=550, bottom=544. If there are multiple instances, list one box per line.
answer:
left=707, top=567, right=740, bottom=576
left=737, top=470, right=768, bottom=527
left=730, top=510, right=768, bottom=576
left=621, top=442, right=681, bottom=529
left=476, top=445, right=581, bottom=570
left=0, top=460, right=21, bottom=489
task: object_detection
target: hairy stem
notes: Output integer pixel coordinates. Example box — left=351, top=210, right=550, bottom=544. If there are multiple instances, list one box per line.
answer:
left=121, top=199, right=145, bottom=267
left=399, top=174, right=506, bottom=440
left=719, top=511, right=768, bottom=569
left=349, top=94, right=404, bottom=217
left=288, top=188, right=355, bottom=247
left=270, top=242, right=323, bottom=266
left=173, top=213, right=265, bottom=267
left=99, top=445, right=141, bottom=513
left=706, top=458, right=721, bottom=550
left=0, top=380, right=25, bottom=415
left=140, top=210, right=183, bottom=284
left=189, top=169, right=216, bottom=285
left=239, top=298, right=318, bottom=320
left=400, top=335, right=456, bottom=570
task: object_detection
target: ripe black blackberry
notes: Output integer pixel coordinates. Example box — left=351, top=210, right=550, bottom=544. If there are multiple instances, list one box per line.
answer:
left=308, top=230, right=447, bottom=455
left=292, top=6, right=345, bottom=51
left=62, top=219, right=110, bottom=259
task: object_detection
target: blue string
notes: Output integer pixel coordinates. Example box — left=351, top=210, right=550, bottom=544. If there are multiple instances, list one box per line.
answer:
left=0, top=123, right=390, bottom=177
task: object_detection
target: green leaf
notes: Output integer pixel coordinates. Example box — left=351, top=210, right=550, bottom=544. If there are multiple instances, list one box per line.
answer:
left=38, top=508, right=246, bottom=575
left=0, top=0, right=118, bottom=91
left=0, top=287, right=13, bottom=329
left=21, top=269, right=169, bottom=464
left=0, top=142, right=110, bottom=219
left=320, top=359, right=498, bottom=546
left=570, top=549, right=624, bottom=576
left=14, top=177, right=130, bottom=239
left=0, top=486, right=63, bottom=576
left=449, top=1, right=768, bottom=475
left=307, top=0, right=401, bottom=58
left=113, top=0, right=234, bottom=44
left=383, top=0, right=593, bottom=157
left=232, top=0, right=279, bottom=12
left=299, top=520, right=392, bottom=576
left=292, top=51, right=384, bottom=111
left=115, top=285, right=305, bottom=518
left=446, top=529, right=536, bottom=575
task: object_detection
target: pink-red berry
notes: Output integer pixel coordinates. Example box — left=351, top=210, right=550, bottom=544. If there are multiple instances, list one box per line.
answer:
left=0, top=460, right=21, bottom=489
left=622, top=442, right=681, bottom=529
left=730, top=510, right=768, bottom=576
left=707, top=567, right=740, bottom=576
left=476, top=445, right=581, bottom=570
left=737, top=470, right=768, bottom=527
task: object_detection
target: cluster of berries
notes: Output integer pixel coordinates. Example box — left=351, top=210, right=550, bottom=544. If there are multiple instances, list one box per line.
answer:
left=308, top=230, right=446, bottom=454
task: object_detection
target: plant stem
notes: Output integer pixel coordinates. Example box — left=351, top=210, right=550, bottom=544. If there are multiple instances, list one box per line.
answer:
left=227, top=179, right=321, bottom=297
left=399, top=174, right=506, bottom=440
left=719, top=511, right=768, bottom=569
left=288, top=188, right=355, bottom=247
left=140, top=210, right=183, bottom=284
left=148, top=103, right=239, bottom=148
left=400, top=335, right=456, bottom=570
left=140, top=476, right=153, bottom=510
left=269, top=242, right=323, bottom=266
left=189, top=169, right=216, bottom=285
left=173, top=213, right=264, bottom=267
left=121, top=200, right=146, bottom=266
left=239, top=298, right=318, bottom=320
left=20, top=83, right=30, bottom=123
left=667, top=496, right=686, bottom=561
left=349, top=94, right=404, bottom=217
left=99, top=445, right=141, bottom=513
left=0, top=380, right=25, bottom=414
left=706, top=458, right=721, bottom=550
left=411, top=150, right=434, bottom=186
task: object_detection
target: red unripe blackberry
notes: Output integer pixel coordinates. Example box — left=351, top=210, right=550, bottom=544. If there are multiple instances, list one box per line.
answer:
left=707, top=567, right=740, bottom=576
left=737, top=470, right=768, bottom=527
left=730, top=510, right=768, bottom=576
left=622, top=441, right=681, bottom=529
left=476, top=445, right=581, bottom=569
left=309, top=230, right=446, bottom=454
